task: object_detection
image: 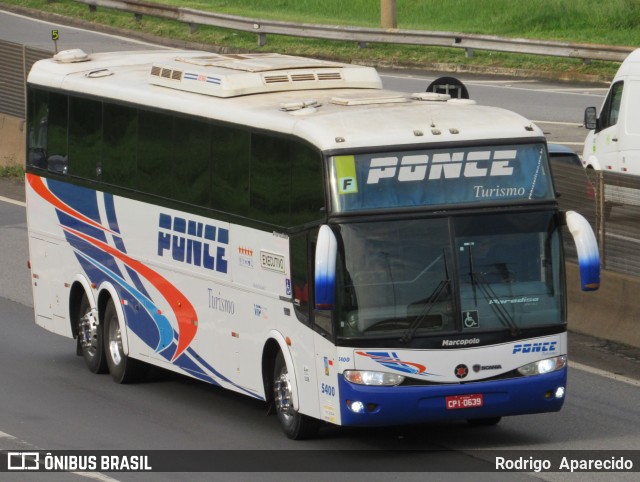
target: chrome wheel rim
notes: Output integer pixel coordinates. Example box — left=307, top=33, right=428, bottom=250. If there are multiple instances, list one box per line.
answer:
left=79, top=309, right=99, bottom=357
left=274, top=368, right=294, bottom=422
left=107, top=315, right=123, bottom=366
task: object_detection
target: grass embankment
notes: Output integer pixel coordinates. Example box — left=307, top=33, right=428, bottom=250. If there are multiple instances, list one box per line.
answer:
left=1, top=0, right=636, bottom=80
left=0, top=164, right=23, bottom=178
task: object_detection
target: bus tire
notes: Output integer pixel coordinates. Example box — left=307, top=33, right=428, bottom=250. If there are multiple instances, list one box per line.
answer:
left=467, top=417, right=502, bottom=426
left=103, top=298, right=146, bottom=384
left=273, top=351, right=320, bottom=440
left=76, top=293, right=107, bottom=374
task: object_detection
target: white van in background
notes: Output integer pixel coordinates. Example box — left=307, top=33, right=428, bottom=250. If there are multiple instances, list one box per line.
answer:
left=583, top=49, right=640, bottom=174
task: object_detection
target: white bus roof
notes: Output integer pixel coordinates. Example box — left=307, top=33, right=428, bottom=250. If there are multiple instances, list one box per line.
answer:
left=27, top=49, right=544, bottom=152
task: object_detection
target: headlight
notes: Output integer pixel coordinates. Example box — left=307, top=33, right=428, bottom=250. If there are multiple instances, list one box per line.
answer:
left=343, top=370, right=405, bottom=386
left=517, top=355, right=567, bottom=377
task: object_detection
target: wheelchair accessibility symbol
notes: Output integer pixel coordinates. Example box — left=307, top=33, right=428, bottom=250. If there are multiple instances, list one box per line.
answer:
left=463, top=310, right=479, bottom=328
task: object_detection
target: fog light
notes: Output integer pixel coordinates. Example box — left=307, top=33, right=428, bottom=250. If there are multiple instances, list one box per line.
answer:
left=347, top=400, right=365, bottom=413
left=555, top=386, right=565, bottom=399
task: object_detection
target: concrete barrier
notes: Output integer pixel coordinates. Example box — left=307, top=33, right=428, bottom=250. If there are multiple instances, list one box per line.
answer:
left=567, top=262, right=640, bottom=348
left=0, top=114, right=25, bottom=168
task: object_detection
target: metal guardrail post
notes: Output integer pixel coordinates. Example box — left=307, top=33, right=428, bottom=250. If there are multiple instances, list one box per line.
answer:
left=597, top=171, right=606, bottom=268
left=380, top=0, right=397, bottom=29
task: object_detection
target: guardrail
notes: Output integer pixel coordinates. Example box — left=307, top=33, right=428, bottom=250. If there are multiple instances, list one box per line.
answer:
left=74, top=0, right=635, bottom=62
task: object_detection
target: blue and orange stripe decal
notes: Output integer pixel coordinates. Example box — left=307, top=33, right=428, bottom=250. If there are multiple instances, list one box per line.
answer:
left=27, top=173, right=198, bottom=361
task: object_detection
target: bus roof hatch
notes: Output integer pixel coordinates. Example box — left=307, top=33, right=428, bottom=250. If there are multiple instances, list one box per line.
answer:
left=148, top=52, right=382, bottom=98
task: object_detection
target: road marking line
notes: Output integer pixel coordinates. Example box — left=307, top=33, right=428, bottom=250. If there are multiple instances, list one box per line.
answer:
left=2, top=9, right=164, bottom=48
left=537, top=87, right=609, bottom=93
left=0, top=195, right=26, bottom=207
left=547, top=141, right=584, bottom=146
left=0, top=429, right=122, bottom=481
left=72, top=473, right=122, bottom=481
left=465, top=80, right=537, bottom=84
left=570, top=361, right=640, bottom=387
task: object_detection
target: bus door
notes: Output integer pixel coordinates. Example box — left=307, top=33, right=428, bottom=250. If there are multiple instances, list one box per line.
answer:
left=291, top=229, right=341, bottom=424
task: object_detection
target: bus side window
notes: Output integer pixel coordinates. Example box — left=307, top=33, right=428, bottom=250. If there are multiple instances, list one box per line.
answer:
left=290, top=233, right=311, bottom=325
left=138, top=110, right=173, bottom=196
left=102, top=103, right=137, bottom=188
left=46, top=93, right=69, bottom=175
left=290, top=142, right=325, bottom=225
left=68, top=96, right=101, bottom=179
left=211, top=124, right=251, bottom=216
left=26, top=87, right=49, bottom=170
left=250, top=133, right=291, bottom=225
left=172, top=117, right=211, bottom=207
left=26, top=89, right=70, bottom=174
left=42, top=92, right=69, bottom=174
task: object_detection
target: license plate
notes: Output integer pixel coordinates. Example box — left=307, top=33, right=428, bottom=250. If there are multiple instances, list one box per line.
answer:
left=445, top=393, right=484, bottom=410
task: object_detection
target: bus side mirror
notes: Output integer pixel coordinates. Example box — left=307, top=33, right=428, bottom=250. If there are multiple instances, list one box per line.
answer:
left=584, top=106, right=598, bottom=130
left=314, top=225, right=337, bottom=310
left=565, top=211, right=600, bottom=291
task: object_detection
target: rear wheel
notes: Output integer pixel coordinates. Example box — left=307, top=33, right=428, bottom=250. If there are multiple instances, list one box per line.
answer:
left=76, top=293, right=107, bottom=374
left=273, top=351, right=320, bottom=440
left=104, top=298, right=146, bottom=384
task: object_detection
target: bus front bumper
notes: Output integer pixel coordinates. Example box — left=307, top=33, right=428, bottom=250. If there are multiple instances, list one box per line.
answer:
left=338, top=367, right=567, bottom=427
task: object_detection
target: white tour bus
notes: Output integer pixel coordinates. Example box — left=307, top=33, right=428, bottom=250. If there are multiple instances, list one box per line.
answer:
left=26, top=49, right=600, bottom=439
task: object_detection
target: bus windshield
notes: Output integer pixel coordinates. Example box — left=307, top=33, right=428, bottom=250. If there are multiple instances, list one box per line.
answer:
left=334, top=211, right=564, bottom=340
left=329, top=143, right=554, bottom=212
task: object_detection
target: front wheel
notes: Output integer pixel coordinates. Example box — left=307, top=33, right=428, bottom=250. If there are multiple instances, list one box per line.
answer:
left=273, top=351, right=320, bottom=440
left=104, top=298, right=146, bottom=384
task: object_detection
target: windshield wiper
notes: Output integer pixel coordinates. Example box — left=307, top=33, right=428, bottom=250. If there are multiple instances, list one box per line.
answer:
left=467, top=247, right=520, bottom=337
left=400, top=251, right=450, bottom=344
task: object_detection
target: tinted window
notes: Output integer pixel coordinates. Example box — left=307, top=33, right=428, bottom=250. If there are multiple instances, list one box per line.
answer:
left=250, top=134, right=291, bottom=224
left=173, top=116, right=211, bottom=207
left=68, top=97, right=101, bottom=179
left=291, top=142, right=325, bottom=224
left=600, top=81, right=623, bottom=130
left=102, top=103, right=137, bottom=188
left=138, top=110, right=173, bottom=197
left=211, top=124, right=251, bottom=216
left=47, top=92, right=69, bottom=166
left=26, top=87, right=49, bottom=169
left=26, top=88, right=325, bottom=228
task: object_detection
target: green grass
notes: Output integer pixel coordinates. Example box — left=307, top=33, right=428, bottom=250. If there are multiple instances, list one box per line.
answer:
left=151, top=0, right=640, bottom=45
left=1, top=0, right=635, bottom=80
left=0, top=163, right=25, bottom=178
